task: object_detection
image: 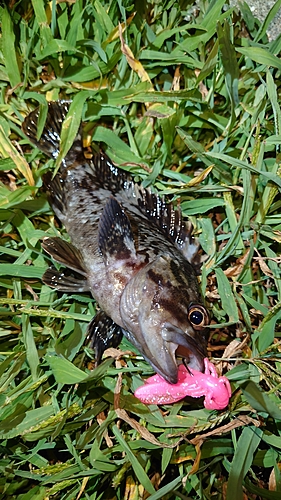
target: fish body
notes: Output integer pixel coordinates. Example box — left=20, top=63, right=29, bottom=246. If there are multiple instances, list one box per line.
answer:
left=23, top=101, right=209, bottom=384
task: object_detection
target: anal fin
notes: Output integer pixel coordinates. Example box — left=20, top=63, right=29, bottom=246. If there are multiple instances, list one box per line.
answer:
left=42, top=237, right=87, bottom=275
left=86, top=310, right=123, bottom=365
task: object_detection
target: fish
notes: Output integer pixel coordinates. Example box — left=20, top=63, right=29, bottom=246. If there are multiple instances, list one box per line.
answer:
left=22, top=101, right=209, bottom=384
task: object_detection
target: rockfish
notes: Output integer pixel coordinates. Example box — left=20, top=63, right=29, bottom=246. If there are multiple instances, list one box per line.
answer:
left=22, top=101, right=209, bottom=384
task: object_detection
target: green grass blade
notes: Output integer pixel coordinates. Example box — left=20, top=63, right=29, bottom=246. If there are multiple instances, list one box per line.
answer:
left=31, top=0, right=52, bottom=45
left=217, top=21, right=239, bottom=108
left=226, top=426, right=262, bottom=500
left=112, top=425, right=156, bottom=495
left=241, top=381, right=281, bottom=420
left=237, top=46, right=281, bottom=71
left=1, top=9, right=21, bottom=88
left=254, top=0, right=281, bottom=42
left=0, top=264, right=44, bottom=279
left=0, top=405, right=54, bottom=440
left=55, top=91, right=91, bottom=170
left=206, top=151, right=281, bottom=188
left=148, top=476, right=183, bottom=500
left=22, top=315, right=39, bottom=381
left=181, top=198, right=225, bottom=215
left=45, top=355, right=87, bottom=384
left=266, top=70, right=281, bottom=135
left=196, top=39, right=219, bottom=83
left=215, top=268, right=239, bottom=323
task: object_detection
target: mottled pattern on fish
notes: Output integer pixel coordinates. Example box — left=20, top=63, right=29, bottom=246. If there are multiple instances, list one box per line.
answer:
left=22, top=101, right=209, bottom=384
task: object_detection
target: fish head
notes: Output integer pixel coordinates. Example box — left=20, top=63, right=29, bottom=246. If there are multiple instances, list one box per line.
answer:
left=120, top=254, right=209, bottom=384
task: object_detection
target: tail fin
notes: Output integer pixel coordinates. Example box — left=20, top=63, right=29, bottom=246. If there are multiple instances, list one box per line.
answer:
left=22, top=101, right=83, bottom=164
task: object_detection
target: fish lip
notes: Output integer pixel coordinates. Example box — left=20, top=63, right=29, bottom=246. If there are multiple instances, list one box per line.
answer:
left=162, top=322, right=207, bottom=381
left=142, top=341, right=179, bottom=385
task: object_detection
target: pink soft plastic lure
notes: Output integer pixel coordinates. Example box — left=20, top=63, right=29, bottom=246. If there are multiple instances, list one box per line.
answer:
left=134, top=358, right=231, bottom=410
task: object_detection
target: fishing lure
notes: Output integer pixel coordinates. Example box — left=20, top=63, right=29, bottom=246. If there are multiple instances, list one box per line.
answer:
left=134, top=358, right=231, bottom=409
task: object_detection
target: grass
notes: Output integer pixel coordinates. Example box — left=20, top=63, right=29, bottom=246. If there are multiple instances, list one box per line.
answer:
left=1, top=0, right=281, bottom=498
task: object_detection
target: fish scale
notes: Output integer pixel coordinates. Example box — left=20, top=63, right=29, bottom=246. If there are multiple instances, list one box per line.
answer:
left=23, top=101, right=209, bottom=384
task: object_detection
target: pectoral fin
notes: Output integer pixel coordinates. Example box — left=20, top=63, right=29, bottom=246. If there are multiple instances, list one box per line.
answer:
left=43, top=267, right=89, bottom=292
left=42, top=237, right=87, bottom=275
left=98, top=197, right=137, bottom=266
left=86, top=310, right=123, bottom=364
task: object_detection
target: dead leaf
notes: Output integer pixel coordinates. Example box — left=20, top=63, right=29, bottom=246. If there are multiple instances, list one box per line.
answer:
left=221, top=337, right=249, bottom=362
left=106, top=13, right=136, bottom=44
left=76, top=477, right=90, bottom=500
left=118, top=24, right=151, bottom=83
left=114, top=372, right=123, bottom=409
left=0, top=124, right=34, bottom=186
left=187, top=165, right=213, bottom=186
left=115, top=408, right=180, bottom=449
left=205, top=289, right=220, bottom=300
left=269, top=467, right=276, bottom=491
left=124, top=476, right=138, bottom=500
left=96, top=411, right=113, bottom=448
left=190, top=415, right=260, bottom=446
left=103, top=347, right=134, bottom=359
left=171, top=65, right=181, bottom=91
left=171, top=453, right=196, bottom=464
left=224, top=248, right=251, bottom=278
left=188, top=441, right=203, bottom=475
left=24, top=284, right=39, bottom=301
left=253, top=249, right=274, bottom=278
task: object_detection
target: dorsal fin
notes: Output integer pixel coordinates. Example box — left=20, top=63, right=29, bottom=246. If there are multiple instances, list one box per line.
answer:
left=91, top=152, right=130, bottom=192
left=125, top=183, right=199, bottom=262
left=89, top=154, right=195, bottom=258
left=134, top=185, right=191, bottom=247
left=98, top=197, right=137, bottom=266
left=23, top=101, right=198, bottom=264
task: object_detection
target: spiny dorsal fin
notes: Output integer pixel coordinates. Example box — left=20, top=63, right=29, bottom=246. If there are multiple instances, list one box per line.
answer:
left=131, top=184, right=200, bottom=263
left=89, top=154, right=195, bottom=258
left=135, top=185, right=190, bottom=247
left=98, top=197, right=137, bottom=266
left=91, top=152, right=130, bottom=193
left=23, top=101, right=199, bottom=264
left=42, top=237, right=87, bottom=275
left=42, top=267, right=89, bottom=292
left=86, top=310, right=123, bottom=365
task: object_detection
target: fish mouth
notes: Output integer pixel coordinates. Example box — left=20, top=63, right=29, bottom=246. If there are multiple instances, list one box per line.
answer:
left=176, top=345, right=205, bottom=371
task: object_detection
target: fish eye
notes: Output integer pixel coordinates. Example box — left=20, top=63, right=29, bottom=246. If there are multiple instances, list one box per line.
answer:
left=188, top=305, right=208, bottom=329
